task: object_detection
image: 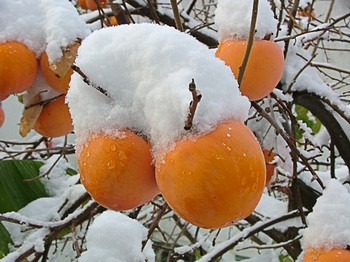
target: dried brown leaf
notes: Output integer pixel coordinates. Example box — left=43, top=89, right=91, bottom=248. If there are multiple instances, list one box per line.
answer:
left=19, top=93, right=43, bottom=137
left=50, top=40, right=81, bottom=78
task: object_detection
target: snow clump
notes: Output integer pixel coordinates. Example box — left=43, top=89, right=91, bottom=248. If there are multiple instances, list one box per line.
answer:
left=79, top=210, right=155, bottom=262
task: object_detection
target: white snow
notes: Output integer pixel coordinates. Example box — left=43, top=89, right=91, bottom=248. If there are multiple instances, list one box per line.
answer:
left=214, top=0, right=279, bottom=42
left=66, top=23, right=250, bottom=158
left=303, top=179, right=350, bottom=251
left=79, top=210, right=155, bottom=262
left=0, top=0, right=90, bottom=60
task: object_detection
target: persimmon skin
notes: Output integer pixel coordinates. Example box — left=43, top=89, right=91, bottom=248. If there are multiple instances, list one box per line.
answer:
left=216, top=40, right=284, bottom=101
left=0, top=93, right=9, bottom=101
left=0, top=106, right=4, bottom=127
left=303, top=248, right=350, bottom=262
left=33, top=95, right=73, bottom=137
left=78, top=131, right=159, bottom=211
left=78, top=0, right=88, bottom=9
left=263, top=149, right=276, bottom=184
left=40, top=52, right=73, bottom=94
left=0, top=41, right=38, bottom=96
left=86, top=0, right=108, bottom=11
left=156, top=120, right=266, bottom=229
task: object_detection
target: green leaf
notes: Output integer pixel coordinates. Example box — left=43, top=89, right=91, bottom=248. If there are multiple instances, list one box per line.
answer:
left=295, top=105, right=322, bottom=140
left=0, top=160, right=49, bottom=258
left=0, top=160, right=48, bottom=213
left=0, top=222, right=12, bottom=259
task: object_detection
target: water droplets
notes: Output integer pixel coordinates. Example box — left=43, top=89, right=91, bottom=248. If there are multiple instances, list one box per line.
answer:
left=107, top=160, right=116, bottom=169
left=110, top=144, right=117, bottom=151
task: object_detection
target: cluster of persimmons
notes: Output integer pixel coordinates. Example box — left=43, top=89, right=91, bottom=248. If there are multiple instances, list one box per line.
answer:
left=75, top=23, right=285, bottom=229
left=0, top=41, right=73, bottom=137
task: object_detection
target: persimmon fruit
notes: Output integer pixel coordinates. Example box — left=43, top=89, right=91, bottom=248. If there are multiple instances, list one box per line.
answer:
left=303, top=248, right=350, bottom=262
left=86, top=0, right=108, bottom=11
left=156, top=120, right=266, bottom=229
left=78, top=131, right=159, bottom=211
left=215, top=40, right=284, bottom=101
left=0, top=41, right=38, bottom=96
left=104, top=16, right=118, bottom=26
left=0, top=105, right=4, bottom=128
left=0, top=93, right=9, bottom=101
left=78, top=0, right=88, bottom=9
left=263, top=149, right=276, bottom=184
left=33, top=95, right=73, bottom=137
left=40, top=52, right=73, bottom=94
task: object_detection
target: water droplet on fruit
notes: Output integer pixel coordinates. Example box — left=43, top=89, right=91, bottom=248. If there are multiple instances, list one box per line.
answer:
left=118, top=151, right=126, bottom=160
left=226, top=133, right=231, bottom=137
left=252, top=183, right=257, bottom=191
left=107, top=160, right=116, bottom=169
left=110, top=144, right=116, bottom=151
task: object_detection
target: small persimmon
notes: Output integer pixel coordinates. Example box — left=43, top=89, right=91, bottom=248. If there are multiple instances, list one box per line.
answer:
left=104, top=16, right=118, bottom=26
left=263, top=149, right=276, bottom=184
left=0, top=41, right=38, bottom=96
left=0, top=105, right=4, bottom=128
left=303, top=248, right=350, bottom=262
left=40, top=52, right=73, bottom=94
left=86, top=0, right=108, bottom=11
left=33, top=95, right=73, bottom=137
left=78, top=131, right=159, bottom=211
left=215, top=39, right=284, bottom=101
left=156, top=120, right=266, bottom=229
left=78, top=0, right=88, bottom=9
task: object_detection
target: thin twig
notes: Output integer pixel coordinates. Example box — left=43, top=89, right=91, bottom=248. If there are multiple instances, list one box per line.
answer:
left=184, top=79, right=202, bottom=130
left=237, top=0, right=259, bottom=86
left=71, top=65, right=111, bottom=99
left=142, top=202, right=168, bottom=250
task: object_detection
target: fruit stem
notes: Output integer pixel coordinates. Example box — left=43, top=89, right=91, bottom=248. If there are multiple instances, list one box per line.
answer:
left=71, top=65, right=111, bottom=99
left=237, top=0, right=259, bottom=87
left=184, top=79, right=202, bottom=130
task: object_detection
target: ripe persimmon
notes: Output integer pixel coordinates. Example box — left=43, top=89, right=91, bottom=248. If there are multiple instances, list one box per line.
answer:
left=0, top=105, right=4, bottom=128
left=86, top=0, right=108, bottom=11
left=78, top=0, right=88, bottom=9
left=215, top=40, right=284, bottom=101
left=263, top=149, right=276, bottom=184
left=40, top=52, right=73, bottom=94
left=78, top=131, right=159, bottom=210
left=156, top=120, right=266, bottom=229
left=0, top=41, right=38, bottom=96
left=104, top=16, right=118, bottom=26
left=0, top=93, right=9, bottom=101
left=33, top=95, right=73, bottom=137
left=303, top=248, right=350, bottom=262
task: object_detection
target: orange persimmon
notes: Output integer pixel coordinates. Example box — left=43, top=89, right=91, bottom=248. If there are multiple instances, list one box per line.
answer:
left=86, top=0, right=108, bottom=11
left=156, top=120, right=266, bottom=229
left=303, top=248, right=350, bottom=262
left=33, top=95, right=73, bottom=137
left=40, top=52, right=73, bottom=94
left=78, top=131, right=159, bottom=211
left=263, top=149, right=276, bottom=184
left=0, top=41, right=38, bottom=96
left=216, top=39, right=284, bottom=101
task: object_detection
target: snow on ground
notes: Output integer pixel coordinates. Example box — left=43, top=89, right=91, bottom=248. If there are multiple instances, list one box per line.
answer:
left=66, top=23, right=250, bottom=158
left=79, top=210, right=155, bottom=262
